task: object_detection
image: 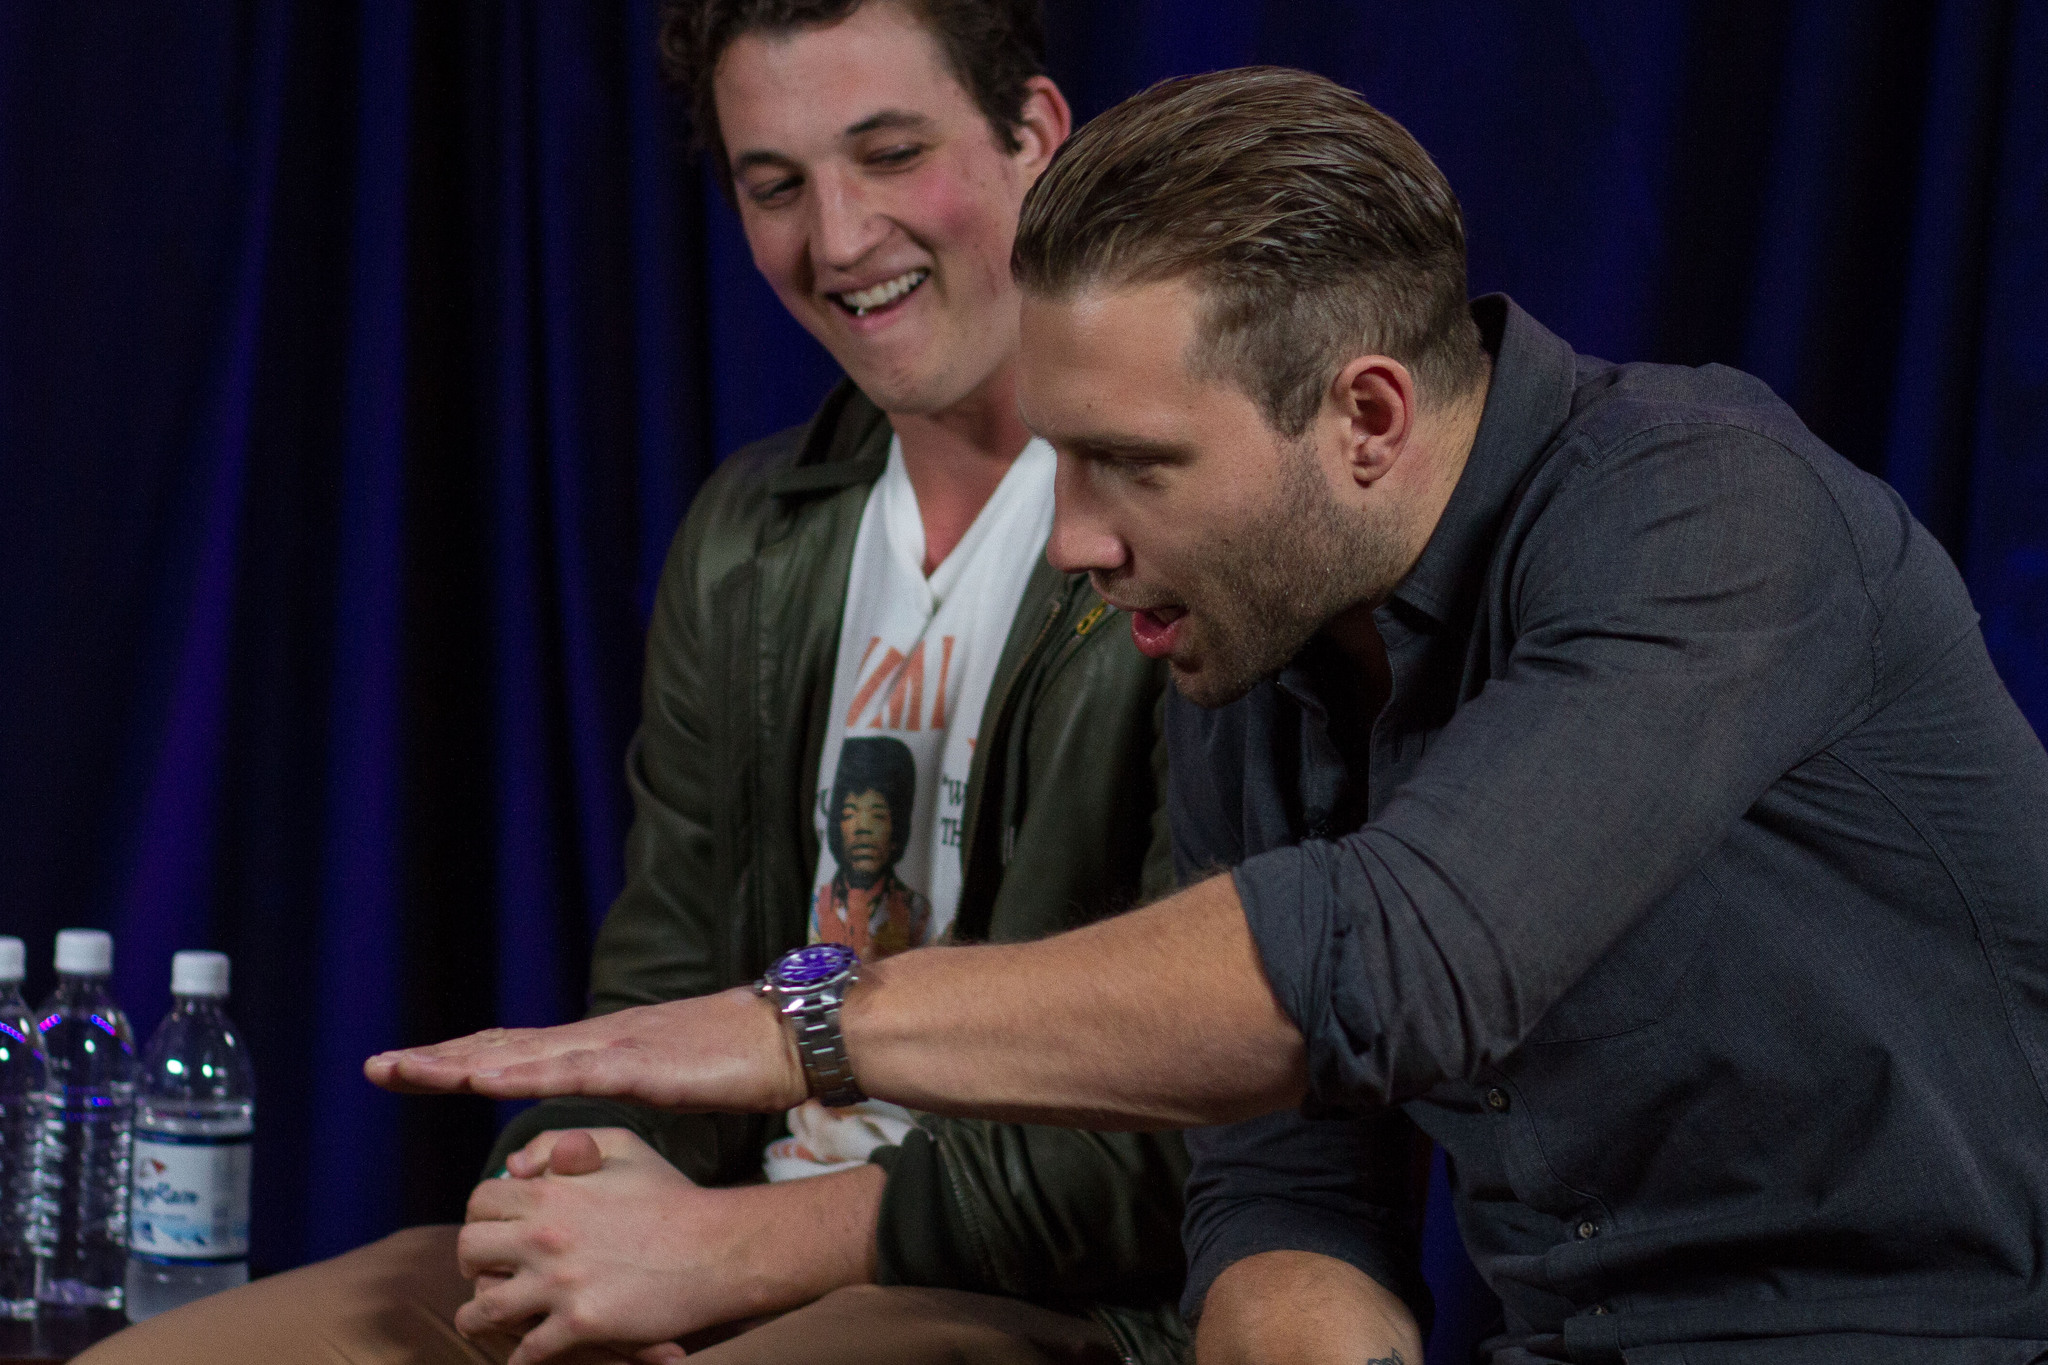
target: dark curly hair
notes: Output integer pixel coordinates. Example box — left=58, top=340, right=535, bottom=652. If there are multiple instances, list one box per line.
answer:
left=824, top=736, right=918, bottom=877
left=658, top=0, right=1045, bottom=199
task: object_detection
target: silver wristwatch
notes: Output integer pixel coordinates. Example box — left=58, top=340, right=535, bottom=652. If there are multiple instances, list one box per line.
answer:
left=755, top=943, right=866, bottom=1108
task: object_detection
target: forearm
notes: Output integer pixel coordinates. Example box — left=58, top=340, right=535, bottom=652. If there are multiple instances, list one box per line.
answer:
left=370, top=875, right=1305, bottom=1130
left=732, top=1163, right=885, bottom=1313
left=848, top=874, right=1306, bottom=1129
left=1194, top=1252, right=1421, bottom=1365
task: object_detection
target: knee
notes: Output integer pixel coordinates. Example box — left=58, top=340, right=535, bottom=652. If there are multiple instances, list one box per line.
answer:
left=369, top=1222, right=463, bottom=1265
left=801, top=1282, right=945, bottom=1329
left=74, top=1224, right=472, bottom=1365
left=815, top=1283, right=898, bottom=1308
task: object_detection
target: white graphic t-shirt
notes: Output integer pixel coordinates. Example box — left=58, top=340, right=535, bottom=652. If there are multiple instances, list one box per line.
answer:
left=763, top=434, right=1056, bottom=1182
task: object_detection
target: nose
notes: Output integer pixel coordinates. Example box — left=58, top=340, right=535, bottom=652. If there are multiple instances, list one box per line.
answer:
left=808, top=165, right=887, bottom=272
left=1046, top=453, right=1129, bottom=577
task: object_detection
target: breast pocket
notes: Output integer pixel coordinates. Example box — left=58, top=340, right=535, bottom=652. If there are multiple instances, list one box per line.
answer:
left=1519, top=870, right=1723, bottom=1046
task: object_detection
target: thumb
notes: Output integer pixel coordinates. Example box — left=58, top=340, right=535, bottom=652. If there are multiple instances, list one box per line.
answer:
left=505, top=1129, right=562, bottom=1179
left=546, top=1129, right=605, bottom=1177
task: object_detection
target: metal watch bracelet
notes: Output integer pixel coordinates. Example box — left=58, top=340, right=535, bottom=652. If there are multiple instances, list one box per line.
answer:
left=757, top=944, right=867, bottom=1108
left=774, top=985, right=865, bottom=1108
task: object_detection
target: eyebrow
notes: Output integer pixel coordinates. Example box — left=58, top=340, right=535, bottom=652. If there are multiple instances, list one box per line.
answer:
left=730, top=147, right=793, bottom=177
left=730, top=109, right=937, bottom=177
left=845, top=108, right=935, bottom=138
left=1065, top=434, right=1194, bottom=464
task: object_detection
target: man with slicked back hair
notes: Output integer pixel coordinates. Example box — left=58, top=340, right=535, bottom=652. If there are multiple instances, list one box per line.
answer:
left=373, top=66, right=2048, bottom=1365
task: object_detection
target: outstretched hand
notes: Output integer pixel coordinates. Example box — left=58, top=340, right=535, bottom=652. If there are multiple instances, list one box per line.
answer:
left=363, top=988, right=806, bottom=1115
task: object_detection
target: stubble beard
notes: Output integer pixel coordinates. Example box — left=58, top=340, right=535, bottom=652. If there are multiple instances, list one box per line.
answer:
left=1170, top=439, right=1407, bottom=709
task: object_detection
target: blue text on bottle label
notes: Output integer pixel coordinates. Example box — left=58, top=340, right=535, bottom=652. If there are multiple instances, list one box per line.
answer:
left=128, top=1133, right=251, bottom=1262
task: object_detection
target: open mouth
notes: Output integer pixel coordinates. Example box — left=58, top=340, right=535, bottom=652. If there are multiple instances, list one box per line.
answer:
left=1127, top=604, right=1188, bottom=660
left=829, top=268, right=930, bottom=319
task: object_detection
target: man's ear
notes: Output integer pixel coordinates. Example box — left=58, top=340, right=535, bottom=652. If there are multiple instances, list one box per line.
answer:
left=1331, top=355, right=1417, bottom=490
left=1014, top=75, right=1073, bottom=179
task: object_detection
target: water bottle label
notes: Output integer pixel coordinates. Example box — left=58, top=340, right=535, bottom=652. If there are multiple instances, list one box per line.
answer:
left=128, top=1132, right=251, bottom=1262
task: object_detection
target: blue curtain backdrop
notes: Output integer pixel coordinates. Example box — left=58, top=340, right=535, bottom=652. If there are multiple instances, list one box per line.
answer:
left=0, top=3, right=2041, bottom=1358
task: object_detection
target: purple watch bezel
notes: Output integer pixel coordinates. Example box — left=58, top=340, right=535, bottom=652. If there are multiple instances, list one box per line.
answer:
left=768, top=942, right=859, bottom=990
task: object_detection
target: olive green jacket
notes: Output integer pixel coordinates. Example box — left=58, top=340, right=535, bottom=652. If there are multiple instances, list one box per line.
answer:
left=487, top=382, right=1190, bottom=1363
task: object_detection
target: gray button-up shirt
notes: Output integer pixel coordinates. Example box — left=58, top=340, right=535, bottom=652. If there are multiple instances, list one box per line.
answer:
left=1172, top=297, right=2048, bottom=1363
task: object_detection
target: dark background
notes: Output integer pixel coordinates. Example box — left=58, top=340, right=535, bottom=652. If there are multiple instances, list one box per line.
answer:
left=1, top=3, right=2041, bottom=1359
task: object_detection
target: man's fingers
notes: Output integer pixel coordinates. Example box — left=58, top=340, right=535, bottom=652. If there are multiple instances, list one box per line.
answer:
left=365, top=1022, right=601, bottom=1095
left=455, top=1218, right=527, bottom=1280
left=365, top=1026, right=511, bottom=1076
left=454, top=1271, right=550, bottom=1340
left=504, top=1311, right=600, bottom=1365
left=394, top=1048, right=630, bottom=1103
left=465, top=1173, right=536, bottom=1224
left=362, top=1051, right=446, bottom=1093
left=508, top=1126, right=640, bottom=1179
left=635, top=1345, right=689, bottom=1363
left=364, top=1050, right=490, bottom=1095
left=547, top=1130, right=605, bottom=1177
left=507, top=1130, right=564, bottom=1178
left=383, top=1048, right=545, bottom=1096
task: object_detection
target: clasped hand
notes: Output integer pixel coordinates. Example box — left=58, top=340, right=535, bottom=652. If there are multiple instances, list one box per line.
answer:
left=455, top=1126, right=885, bottom=1365
left=458, top=1129, right=709, bottom=1364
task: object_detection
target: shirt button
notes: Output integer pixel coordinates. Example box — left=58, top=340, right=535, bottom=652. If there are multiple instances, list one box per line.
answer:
left=1484, top=1087, right=1510, bottom=1112
left=1576, top=1220, right=1600, bottom=1240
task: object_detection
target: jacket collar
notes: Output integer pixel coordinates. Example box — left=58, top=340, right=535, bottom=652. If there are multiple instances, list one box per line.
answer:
left=1388, top=295, right=1578, bottom=626
left=764, top=379, right=894, bottom=497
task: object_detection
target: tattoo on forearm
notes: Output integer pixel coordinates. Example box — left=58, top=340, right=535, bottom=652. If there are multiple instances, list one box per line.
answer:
left=1364, top=1353, right=1404, bottom=1365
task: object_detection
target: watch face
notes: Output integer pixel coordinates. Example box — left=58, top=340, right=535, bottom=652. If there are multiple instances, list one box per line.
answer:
left=771, top=942, right=858, bottom=989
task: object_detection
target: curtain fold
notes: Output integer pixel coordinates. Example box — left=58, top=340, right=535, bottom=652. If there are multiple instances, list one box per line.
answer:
left=304, top=0, right=412, bottom=1264
left=1967, top=0, right=2047, bottom=732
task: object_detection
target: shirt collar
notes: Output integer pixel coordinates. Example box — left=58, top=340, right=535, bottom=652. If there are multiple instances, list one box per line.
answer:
left=765, top=379, right=894, bottom=498
left=1387, top=295, right=1578, bottom=626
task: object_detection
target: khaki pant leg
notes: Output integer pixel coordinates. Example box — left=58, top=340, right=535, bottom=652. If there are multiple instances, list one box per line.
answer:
left=71, top=1225, right=513, bottom=1365
left=75, top=1233, right=1120, bottom=1365
left=691, top=1285, right=1122, bottom=1365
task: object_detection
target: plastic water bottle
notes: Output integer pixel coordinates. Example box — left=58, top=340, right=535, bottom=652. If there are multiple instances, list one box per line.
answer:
left=124, top=951, right=253, bottom=1321
left=34, top=929, right=135, bottom=1312
left=0, top=938, right=50, bottom=1320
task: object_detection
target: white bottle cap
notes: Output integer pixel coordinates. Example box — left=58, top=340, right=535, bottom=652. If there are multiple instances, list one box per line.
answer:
left=0, top=937, right=22, bottom=983
left=54, top=928, right=114, bottom=976
left=170, top=950, right=231, bottom=998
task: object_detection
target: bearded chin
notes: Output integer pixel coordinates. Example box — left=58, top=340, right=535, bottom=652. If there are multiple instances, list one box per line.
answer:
left=1169, top=657, right=1262, bottom=710
left=1169, top=605, right=1326, bottom=709
left=842, top=860, right=885, bottom=890
left=1174, top=442, right=1404, bottom=708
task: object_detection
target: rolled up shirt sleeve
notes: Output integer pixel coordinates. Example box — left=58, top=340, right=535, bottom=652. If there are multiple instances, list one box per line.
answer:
left=1239, top=424, right=1880, bottom=1110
